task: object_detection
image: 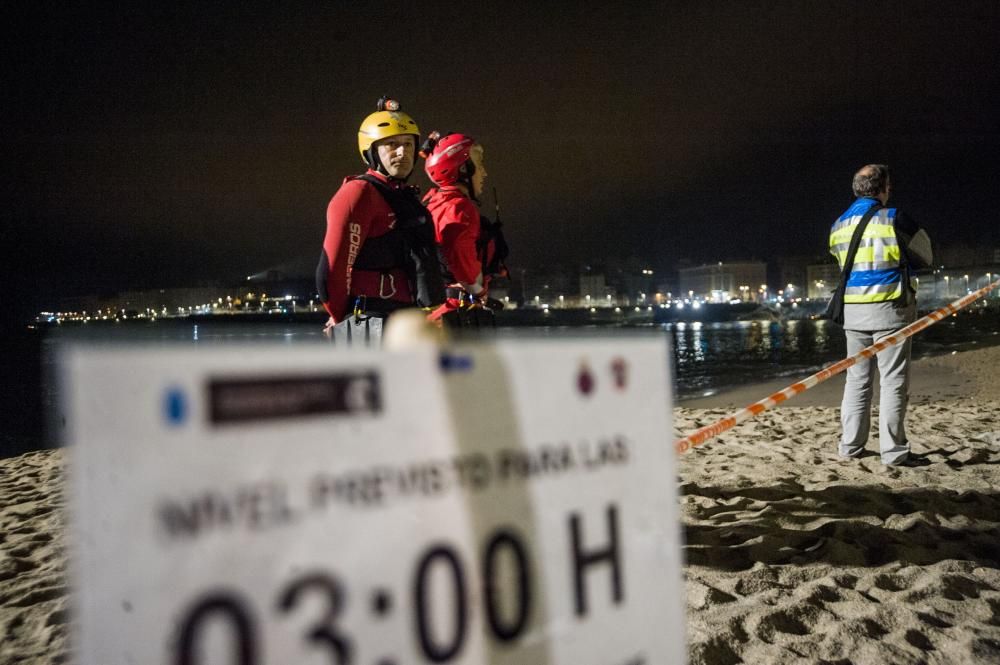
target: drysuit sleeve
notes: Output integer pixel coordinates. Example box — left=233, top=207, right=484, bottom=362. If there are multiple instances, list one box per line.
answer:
left=438, top=198, right=483, bottom=286
left=319, top=180, right=372, bottom=322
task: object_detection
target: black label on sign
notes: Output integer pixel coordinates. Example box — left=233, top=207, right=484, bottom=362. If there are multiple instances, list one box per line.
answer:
left=208, top=372, right=381, bottom=424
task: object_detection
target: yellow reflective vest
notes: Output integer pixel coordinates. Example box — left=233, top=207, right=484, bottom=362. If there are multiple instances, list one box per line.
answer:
left=829, top=199, right=912, bottom=304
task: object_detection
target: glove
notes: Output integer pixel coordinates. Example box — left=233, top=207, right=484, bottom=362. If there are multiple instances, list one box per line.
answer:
left=323, top=316, right=337, bottom=337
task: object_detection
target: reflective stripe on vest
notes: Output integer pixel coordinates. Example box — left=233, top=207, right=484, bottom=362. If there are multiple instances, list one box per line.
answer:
left=829, top=207, right=905, bottom=303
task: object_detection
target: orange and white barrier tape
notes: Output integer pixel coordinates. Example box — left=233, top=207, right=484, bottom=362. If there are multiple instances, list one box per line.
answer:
left=675, top=279, right=1000, bottom=454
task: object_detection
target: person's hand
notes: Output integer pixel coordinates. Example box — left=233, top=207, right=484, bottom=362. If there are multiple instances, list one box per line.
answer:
left=468, top=285, right=488, bottom=307
left=471, top=291, right=504, bottom=310
left=323, top=316, right=337, bottom=338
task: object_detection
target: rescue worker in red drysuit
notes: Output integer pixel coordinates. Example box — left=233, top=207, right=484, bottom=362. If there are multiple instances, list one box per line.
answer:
left=420, top=132, right=508, bottom=325
left=316, top=98, right=445, bottom=344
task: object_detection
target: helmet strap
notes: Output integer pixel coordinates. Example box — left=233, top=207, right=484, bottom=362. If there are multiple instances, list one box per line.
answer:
left=367, top=145, right=411, bottom=182
left=460, top=160, right=479, bottom=203
left=364, top=146, right=381, bottom=172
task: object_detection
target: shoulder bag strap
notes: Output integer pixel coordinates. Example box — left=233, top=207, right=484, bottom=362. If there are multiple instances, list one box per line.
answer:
left=839, top=204, right=882, bottom=282
left=826, top=203, right=882, bottom=322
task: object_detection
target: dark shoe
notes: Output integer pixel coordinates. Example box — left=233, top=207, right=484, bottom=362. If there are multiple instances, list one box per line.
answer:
left=840, top=450, right=876, bottom=460
left=888, top=454, right=931, bottom=468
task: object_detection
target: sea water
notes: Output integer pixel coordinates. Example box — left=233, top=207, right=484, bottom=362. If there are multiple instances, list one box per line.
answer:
left=4, top=310, right=998, bottom=457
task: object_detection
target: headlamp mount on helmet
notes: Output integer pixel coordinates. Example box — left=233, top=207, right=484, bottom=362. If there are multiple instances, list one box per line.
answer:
left=357, top=96, right=420, bottom=178
left=378, top=96, right=400, bottom=112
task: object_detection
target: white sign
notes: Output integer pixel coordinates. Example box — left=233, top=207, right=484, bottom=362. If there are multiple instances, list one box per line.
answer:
left=64, top=339, right=684, bottom=664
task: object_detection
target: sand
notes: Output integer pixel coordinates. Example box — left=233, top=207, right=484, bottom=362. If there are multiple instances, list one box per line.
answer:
left=677, top=345, right=1000, bottom=664
left=2, top=346, right=999, bottom=663
left=0, top=451, right=67, bottom=663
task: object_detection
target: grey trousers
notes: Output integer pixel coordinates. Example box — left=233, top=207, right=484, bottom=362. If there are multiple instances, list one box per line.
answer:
left=327, top=316, right=384, bottom=348
left=839, top=329, right=912, bottom=464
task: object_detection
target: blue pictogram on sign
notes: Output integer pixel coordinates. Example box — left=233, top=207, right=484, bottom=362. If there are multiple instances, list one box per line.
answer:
left=164, top=387, right=188, bottom=426
left=439, top=353, right=474, bottom=372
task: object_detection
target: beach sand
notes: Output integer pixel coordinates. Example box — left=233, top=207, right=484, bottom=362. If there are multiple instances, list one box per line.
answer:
left=0, top=451, right=67, bottom=663
left=2, top=346, right=999, bottom=663
left=677, top=345, right=1000, bottom=664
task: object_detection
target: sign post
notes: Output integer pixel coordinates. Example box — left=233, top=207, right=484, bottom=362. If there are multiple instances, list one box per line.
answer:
left=65, top=339, right=684, bottom=664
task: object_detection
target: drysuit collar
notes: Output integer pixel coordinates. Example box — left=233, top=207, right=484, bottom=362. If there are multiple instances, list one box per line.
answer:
left=434, top=183, right=478, bottom=204
left=366, top=168, right=409, bottom=188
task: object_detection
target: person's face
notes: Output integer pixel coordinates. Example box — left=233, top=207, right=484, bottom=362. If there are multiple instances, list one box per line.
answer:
left=469, top=145, right=487, bottom=198
left=375, top=135, right=416, bottom=178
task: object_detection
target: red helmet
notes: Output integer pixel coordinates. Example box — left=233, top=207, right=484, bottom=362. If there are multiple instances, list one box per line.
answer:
left=424, top=133, right=476, bottom=186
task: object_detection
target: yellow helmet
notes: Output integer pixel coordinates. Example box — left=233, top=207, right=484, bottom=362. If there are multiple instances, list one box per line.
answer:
left=358, top=97, right=420, bottom=164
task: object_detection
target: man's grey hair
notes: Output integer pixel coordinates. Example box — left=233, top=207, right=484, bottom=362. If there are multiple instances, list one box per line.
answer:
left=852, top=164, right=891, bottom=198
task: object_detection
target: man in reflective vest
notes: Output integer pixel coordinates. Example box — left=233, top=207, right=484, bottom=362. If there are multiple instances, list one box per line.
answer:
left=829, top=164, right=933, bottom=466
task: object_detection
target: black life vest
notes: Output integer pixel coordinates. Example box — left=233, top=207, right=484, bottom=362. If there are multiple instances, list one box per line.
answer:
left=422, top=186, right=512, bottom=284
left=477, top=214, right=510, bottom=279
left=351, top=175, right=446, bottom=307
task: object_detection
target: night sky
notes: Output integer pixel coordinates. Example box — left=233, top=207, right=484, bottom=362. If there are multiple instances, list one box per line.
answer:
left=6, top=2, right=1000, bottom=320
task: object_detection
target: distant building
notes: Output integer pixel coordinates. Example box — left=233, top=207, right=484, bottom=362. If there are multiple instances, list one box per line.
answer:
left=50, top=293, right=115, bottom=316
left=520, top=266, right=574, bottom=306
left=579, top=272, right=611, bottom=302
left=806, top=262, right=841, bottom=299
left=619, top=267, right=657, bottom=305
left=678, top=262, right=767, bottom=302
left=918, top=266, right=1000, bottom=301
left=117, top=287, right=230, bottom=314
left=806, top=264, right=1000, bottom=303
left=50, top=281, right=323, bottom=320
left=775, top=255, right=818, bottom=296
left=598, top=257, right=656, bottom=305
left=654, top=278, right=678, bottom=302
